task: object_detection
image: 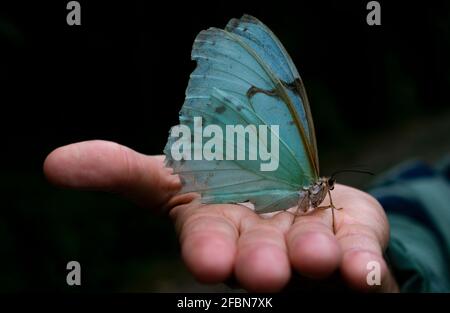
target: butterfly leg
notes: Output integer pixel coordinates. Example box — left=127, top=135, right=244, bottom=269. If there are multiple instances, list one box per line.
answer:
left=283, top=207, right=299, bottom=218
left=282, top=207, right=302, bottom=227
left=282, top=209, right=296, bottom=217
left=316, top=205, right=337, bottom=234
left=285, top=191, right=311, bottom=225
left=283, top=205, right=303, bottom=220
left=316, top=190, right=341, bottom=234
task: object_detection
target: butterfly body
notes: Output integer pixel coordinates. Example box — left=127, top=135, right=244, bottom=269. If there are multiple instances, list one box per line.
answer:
left=297, top=177, right=335, bottom=214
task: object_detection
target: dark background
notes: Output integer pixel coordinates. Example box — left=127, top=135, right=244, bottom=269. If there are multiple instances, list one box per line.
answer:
left=1, top=0, right=449, bottom=291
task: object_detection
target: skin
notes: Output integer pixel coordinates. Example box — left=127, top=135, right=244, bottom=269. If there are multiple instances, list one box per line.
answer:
left=43, top=140, right=399, bottom=292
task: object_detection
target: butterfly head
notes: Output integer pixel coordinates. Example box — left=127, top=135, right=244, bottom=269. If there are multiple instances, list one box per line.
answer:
left=316, top=176, right=334, bottom=191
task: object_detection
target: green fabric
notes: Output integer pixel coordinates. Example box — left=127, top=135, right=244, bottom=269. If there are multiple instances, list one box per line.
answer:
left=387, top=214, right=450, bottom=292
left=369, top=158, right=450, bottom=292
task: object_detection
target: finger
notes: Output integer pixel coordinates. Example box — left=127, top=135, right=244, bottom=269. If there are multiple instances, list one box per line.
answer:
left=338, top=224, right=398, bottom=292
left=286, top=209, right=341, bottom=279
left=334, top=187, right=398, bottom=292
left=43, top=140, right=181, bottom=209
left=172, top=202, right=246, bottom=284
left=234, top=212, right=292, bottom=292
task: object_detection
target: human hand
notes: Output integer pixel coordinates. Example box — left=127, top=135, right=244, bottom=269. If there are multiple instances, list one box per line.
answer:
left=44, top=140, right=398, bottom=292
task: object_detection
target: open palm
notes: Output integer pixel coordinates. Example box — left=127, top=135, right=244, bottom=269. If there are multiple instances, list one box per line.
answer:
left=44, top=140, right=398, bottom=292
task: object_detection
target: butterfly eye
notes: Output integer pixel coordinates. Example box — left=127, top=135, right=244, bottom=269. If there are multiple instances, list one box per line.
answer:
left=328, top=178, right=335, bottom=190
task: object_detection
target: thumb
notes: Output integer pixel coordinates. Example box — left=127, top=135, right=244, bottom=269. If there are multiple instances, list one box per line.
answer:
left=43, top=140, right=181, bottom=211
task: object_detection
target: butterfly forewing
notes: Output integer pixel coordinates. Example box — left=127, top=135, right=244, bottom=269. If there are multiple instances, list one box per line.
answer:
left=226, top=15, right=319, bottom=174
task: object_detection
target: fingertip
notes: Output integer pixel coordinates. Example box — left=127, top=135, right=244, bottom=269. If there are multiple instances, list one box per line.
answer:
left=182, top=234, right=236, bottom=284
left=289, top=231, right=341, bottom=279
left=235, top=244, right=291, bottom=292
left=43, top=144, right=79, bottom=187
left=43, top=140, right=149, bottom=190
left=341, top=250, right=389, bottom=292
left=43, top=140, right=117, bottom=188
left=43, top=148, right=56, bottom=181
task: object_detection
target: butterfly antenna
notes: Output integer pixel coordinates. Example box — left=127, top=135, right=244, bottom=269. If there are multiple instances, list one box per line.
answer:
left=330, top=168, right=374, bottom=180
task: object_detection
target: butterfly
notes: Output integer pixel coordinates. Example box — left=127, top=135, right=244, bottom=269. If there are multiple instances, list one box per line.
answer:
left=164, top=15, right=341, bottom=232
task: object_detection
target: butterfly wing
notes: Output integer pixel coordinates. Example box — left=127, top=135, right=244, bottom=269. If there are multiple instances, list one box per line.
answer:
left=226, top=15, right=319, bottom=173
left=164, top=15, right=318, bottom=212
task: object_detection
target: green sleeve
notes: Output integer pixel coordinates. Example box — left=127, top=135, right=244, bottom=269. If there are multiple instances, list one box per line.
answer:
left=369, top=157, right=450, bottom=292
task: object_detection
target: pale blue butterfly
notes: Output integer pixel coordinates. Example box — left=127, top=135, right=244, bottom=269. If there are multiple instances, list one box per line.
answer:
left=164, top=15, right=340, bottom=231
